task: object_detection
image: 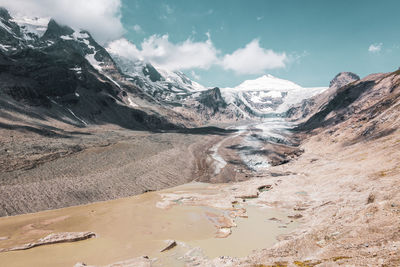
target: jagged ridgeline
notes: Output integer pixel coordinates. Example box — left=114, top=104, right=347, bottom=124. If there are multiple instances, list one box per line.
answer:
left=0, top=7, right=184, bottom=130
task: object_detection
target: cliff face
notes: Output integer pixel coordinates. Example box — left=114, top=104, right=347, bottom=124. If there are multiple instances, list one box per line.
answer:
left=197, top=87, right=227, bottom=115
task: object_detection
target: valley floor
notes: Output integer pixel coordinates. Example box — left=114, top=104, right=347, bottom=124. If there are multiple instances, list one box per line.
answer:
left=0, top=116, right=399, bottom=266
left=0, top=119, right=235, bottom=216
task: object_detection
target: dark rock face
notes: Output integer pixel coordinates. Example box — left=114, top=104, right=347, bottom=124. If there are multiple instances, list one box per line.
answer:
left=0, top=8, right=27, bottom=50
left=42, top=19, right=74, bottom=39
left=286, top=98, right=316, bottom=119
left=142, top=63, right=163, bottom=82
left=0, top=7, right=11, bottom=20
left=197, top=87, right=227, bottom=115
left=0, top=8, right=179, bottom=131
left=329, top=72, right=360, bottom=90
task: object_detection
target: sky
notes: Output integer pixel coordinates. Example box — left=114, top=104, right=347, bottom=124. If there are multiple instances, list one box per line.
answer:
left=2, top=0, right=400, bottom=88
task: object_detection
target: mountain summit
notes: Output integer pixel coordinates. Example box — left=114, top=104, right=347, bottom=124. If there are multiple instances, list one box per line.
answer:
left=234, top=74, right=302, bottom=91
left=329, top=72, right=360, bottom=89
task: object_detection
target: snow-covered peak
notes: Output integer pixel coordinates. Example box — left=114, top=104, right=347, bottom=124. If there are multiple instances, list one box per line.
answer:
left=220, top=74, right=327, bottom=117
left=233, top=74, right=302, bottom=92
left=156, top=68, right=207, bottom=92
left=106, top=38, right=208, bottom=95
left=11, top=16, right=50, bottom=39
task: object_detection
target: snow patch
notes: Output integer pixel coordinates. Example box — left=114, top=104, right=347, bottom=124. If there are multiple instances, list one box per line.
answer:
left=127, top=97, right=138, bottom=107
left=0, top=44, right=11, bottom=51
left=70, top=67, right=82, bottom=74
left=60, top=35, right=73, bottom=40
left=11, top=16, right=49, bottom=38
left=0, top=19, right=14, bottom=35
left=66, top=108, right=88, bottom=126
left=85, top=53, right=102, bottom=71
left=49, top=99, right=87, bottom=126
left=104, top=74, right=121, bottom=88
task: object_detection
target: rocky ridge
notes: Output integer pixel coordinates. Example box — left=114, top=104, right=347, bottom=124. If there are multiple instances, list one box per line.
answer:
left=329, top=71, right=360, bottom=90
left=0, top=8, right=188, bottom=131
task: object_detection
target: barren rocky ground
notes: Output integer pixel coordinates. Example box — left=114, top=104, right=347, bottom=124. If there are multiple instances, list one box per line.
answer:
left=0, top=113, right=232, bottom=216
left=1, top=70, right=399, bottom=266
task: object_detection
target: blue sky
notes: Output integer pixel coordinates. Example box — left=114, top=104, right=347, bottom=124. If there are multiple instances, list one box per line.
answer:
left=3, top=0, right=400, bottom=88
left=119, top=0, right=400, bottom=87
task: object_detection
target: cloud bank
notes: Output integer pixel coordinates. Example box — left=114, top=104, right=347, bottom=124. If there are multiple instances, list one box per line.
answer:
left=108, top=36, right=288, bottom=74
left=108, top=35, right=220, bottom=70
left=0, top=0, right=124, bottom=44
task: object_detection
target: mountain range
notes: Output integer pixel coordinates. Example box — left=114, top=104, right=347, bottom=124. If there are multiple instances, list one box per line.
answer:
left=0, top=7, right=333, bottom=130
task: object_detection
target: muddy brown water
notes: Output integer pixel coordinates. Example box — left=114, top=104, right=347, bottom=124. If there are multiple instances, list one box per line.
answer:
left=0, top=182, right=296, bottom=267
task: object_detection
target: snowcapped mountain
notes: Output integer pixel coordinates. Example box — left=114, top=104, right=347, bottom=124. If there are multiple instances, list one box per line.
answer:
left=233, top=74, right=302, bottom=91
left=106, top=40, right=206, bottom=103
left=0, top=6, right=328, bottom=127
left=105, top=38, right=328, bottom=121
left=11, top=15, right=49, bottom=40
left=221, top=75, right=328, bottom=118
left=0, top=7, right=183, bottom=130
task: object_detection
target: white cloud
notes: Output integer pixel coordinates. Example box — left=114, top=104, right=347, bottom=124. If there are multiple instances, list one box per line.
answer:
left=256, top=16, right=263, bottom=21
left=0, top=0, right=124, bottom=44
left=107, top=34, right=219, bottom=71
left=132, top=24, right=143, bottom=34
left=221, top=39, right=288, bottom=75
left=368, top=43, right=383, bottom=53
left=107, top=38, right=141, bottom=59
left=108, top=36, right=288, bottom=76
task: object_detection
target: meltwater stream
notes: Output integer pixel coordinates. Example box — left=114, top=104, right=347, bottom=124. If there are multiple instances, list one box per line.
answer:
left=211, top=118, right=295, bottom=174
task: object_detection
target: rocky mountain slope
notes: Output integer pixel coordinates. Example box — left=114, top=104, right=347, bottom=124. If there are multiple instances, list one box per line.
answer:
left=287, top=72, right=359, bottom=122
left=0, top=8, right=187, bottom=131
left=295, top=70, right=400, bottom=138
left=106, top=45, right=207, bottom=102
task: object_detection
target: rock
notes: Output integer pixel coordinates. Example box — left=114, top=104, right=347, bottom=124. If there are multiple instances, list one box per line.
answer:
left=215, top=228, right=232, bottom=238
left=74, top=256, right=152, bottom=267
left=329, top=72, right=360, bottom=90
left=288, top=214, right=303, bottom=219
left=258, top=185, right=271, bottom=192
left=205, top=212, right=236, bottom=229
left=367, top=193, right=375, bottom=204
left=160, top=240, right=177, bottom=252
left=268, top=217, right=282, bottom=223
left=229, top=208, right=248, bottom=218
left=0, top=232, right=96, bottom=253
left=197, top=87, right=227, bottom=115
